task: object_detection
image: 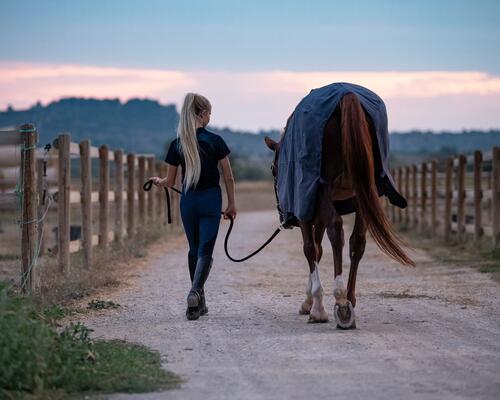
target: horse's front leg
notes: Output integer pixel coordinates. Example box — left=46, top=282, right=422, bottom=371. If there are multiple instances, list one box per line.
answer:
left=299, top=221, right=328, bottom=323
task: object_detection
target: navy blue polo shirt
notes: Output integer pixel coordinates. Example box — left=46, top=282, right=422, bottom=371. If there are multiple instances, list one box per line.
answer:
left=165, top=127, right=230, bottom=191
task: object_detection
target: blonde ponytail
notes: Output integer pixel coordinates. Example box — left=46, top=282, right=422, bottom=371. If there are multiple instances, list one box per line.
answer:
left=177, top=93, right=211, bottom=190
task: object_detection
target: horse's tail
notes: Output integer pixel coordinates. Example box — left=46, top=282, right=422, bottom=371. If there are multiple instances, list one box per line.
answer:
left=341, top=93, right=414, bottom=266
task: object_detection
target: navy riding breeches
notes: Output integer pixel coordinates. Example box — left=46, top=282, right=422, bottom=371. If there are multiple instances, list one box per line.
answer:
left=180, top=185, right=222, bottom=259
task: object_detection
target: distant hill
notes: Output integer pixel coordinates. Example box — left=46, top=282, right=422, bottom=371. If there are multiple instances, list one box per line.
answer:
left=390, top=130, right=500, bottom=154
left=1, top=98, right=181, bottom=156
left=1, top=98, right=499, bottom=158
left=0, top=98, right=280, bottom=158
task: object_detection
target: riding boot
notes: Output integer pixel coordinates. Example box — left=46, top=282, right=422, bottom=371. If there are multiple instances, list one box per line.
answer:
left=185, top=253, right=198, bottom=319
left=186, top=257, right=213, bottom=320
left=188, top=253, right=197, bottom=282
left=199, top=259, right=212, bottom=316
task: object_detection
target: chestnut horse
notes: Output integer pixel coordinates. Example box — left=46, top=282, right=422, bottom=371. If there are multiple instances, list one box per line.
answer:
left=265, top=93, right=414, bottom=329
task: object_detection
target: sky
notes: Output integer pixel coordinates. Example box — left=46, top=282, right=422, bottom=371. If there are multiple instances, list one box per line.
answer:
left=1, top=0, right=500, bottom=132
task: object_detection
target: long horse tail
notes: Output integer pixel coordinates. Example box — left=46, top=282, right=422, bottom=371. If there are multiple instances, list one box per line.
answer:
left=341, top=93, right=414, bottom=266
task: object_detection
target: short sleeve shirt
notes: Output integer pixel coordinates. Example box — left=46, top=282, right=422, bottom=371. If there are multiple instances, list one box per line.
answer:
left=165, top=127, right=230, bottom=191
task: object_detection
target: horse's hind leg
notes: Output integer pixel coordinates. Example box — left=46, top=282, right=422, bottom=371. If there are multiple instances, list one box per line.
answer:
left=299, top=221, right=328, bottom=323
left=347, top=212, right=367, bottom=309
left=326, top=206, right=355, bottom=329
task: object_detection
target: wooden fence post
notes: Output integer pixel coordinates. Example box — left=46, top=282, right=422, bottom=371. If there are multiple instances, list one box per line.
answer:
left=397, top=168, right=403, bottom=223
left=155, top=162, right=164, bottom=227
left=457, top=155, right=466, bottom=241
left=444, top=157, right=453, bottom=240
left=431, top=160, right=437, bottom=236
left=390, top=169, right=396, bottom=222
left=36, top=158, right=46, bottom=258
left=487, top=171, right=493, bottom=223
left=138, top=156, right=146, bottom=233
left=126, top=154, right=136, bottom=237
left=492, top=147, right=500, bottom=246
left=99, top=145, right=109, bottom=247
left=147, top=156, right=155, bottom=223
left=473, top=150, right=483, bottom=240
left=79, top=140, right=92, bottom=269
left=20, top=124, right=37, bottom=293
left=114, top=149, right=124, bottom=244
left=420, top=162, right=428, bottom=232
left=56, top=133, right=71, bottom=273
left=404, top=166, right=410, bottom=225
left=412, top=165, right=418, bottom=228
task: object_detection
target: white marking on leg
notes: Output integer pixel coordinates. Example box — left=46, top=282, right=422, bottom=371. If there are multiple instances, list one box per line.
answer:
left=309, top=263, right=328, bottom=322
left=306, top=273, right=312, bottom=297
left=310, top=262, right=323, bottom=297
left=333, top=275, right=347, bottom=302
left=300, top=273, right=314, bottom=315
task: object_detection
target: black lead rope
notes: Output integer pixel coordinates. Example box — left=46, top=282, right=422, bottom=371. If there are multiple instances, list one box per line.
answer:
left=143, top=179, right=283, bottom=263
left=143, top=180, right=174, bottom=224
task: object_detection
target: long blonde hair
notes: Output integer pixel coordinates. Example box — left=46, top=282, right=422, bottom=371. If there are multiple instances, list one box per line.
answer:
left=177, top=93, right=211, bottom=190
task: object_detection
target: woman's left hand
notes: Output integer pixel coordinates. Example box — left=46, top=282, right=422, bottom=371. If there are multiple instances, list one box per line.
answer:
left=148, top=176, right=164, bottom=186
left=223, top=204, right=237, bottom=220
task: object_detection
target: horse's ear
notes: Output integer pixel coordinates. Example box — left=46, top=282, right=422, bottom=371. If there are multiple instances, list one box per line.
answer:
left=264, top=136, right=277, bottom=151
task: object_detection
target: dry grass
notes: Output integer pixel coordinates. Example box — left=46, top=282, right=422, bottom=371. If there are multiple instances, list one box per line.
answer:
left=231, top=180, right=276, bottom=212
left=397, top=222, right=500, bottom=283
left=2, top=224, right=183, bottom=307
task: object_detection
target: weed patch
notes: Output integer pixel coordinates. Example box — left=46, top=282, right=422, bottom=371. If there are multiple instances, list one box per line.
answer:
left=87, top=299, right=120, bottom=310
left=0, top=284, right=180, bottom=398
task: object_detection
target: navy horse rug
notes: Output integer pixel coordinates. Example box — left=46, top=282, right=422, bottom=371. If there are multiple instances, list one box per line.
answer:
left=276, top=82, right=407, bottom=223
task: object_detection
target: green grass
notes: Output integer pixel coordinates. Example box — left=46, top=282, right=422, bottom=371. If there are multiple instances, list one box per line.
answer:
left=0, top=284, right=181, bottom=399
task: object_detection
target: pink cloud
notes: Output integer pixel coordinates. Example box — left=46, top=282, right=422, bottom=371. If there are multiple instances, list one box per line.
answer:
left=1, top=61, right=500, bottom=131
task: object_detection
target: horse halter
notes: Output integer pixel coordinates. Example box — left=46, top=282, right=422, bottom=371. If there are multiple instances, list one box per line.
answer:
left=270, top=163, right=283, bottom=219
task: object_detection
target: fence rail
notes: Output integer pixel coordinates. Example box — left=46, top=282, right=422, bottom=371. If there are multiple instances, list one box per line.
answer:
left=0, top=126, right=181, bottom=293
left=387, top=146, right=500, bottom=246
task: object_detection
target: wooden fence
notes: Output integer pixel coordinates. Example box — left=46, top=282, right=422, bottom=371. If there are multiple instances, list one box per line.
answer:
left=0, top=124, right=38, bottom=293
left=386, top=146, right=500, bottom=246
left=0, top=125, right=181, bottom=293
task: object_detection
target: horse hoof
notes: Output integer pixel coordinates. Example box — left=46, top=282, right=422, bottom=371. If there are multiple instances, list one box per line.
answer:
left=334, top=301, right=356, bottom=329
left=308, top=315, right=329, bottom=324
left=299, top=302, right=312, bottom=315
left=336, top=320, right=356, bottom=330
left=307, top=309, right=329, bottom=323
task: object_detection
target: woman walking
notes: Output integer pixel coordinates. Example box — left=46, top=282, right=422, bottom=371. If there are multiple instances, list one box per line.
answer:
left=150, top=93, right=237, bottom=320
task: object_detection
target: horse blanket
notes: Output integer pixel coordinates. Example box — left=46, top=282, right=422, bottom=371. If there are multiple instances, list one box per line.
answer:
left=276, top=82, right=406, bottom=223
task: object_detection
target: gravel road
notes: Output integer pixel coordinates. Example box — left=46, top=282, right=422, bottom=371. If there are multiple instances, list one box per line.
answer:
left=81, top=210, right=500, bottom=400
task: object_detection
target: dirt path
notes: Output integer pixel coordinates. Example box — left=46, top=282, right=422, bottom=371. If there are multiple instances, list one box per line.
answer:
left=81, top=210, right=500, bottom=400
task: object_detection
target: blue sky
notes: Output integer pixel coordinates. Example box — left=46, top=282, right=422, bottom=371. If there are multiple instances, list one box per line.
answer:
left=2, top=0, right=499, bottom=72
left=1, top=0, right=500, bottom=131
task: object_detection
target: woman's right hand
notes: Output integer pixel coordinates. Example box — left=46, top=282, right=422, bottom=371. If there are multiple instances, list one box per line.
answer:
left=223, top=204, right=237, bottom=220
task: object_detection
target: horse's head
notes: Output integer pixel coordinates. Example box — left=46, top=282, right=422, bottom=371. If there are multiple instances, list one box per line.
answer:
left=264, top=136, right=280, bottom=180
left=265, top=135, right=297, bottom=228
left=263, top=114, right=298, bottom=228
